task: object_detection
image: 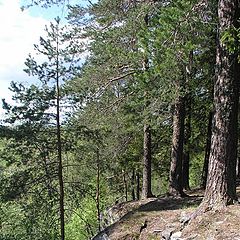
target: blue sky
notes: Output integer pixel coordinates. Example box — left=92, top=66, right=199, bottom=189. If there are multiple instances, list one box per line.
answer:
left=0, top=0, right=88, bottom=118
left=20, top=0, right=71, bottom=20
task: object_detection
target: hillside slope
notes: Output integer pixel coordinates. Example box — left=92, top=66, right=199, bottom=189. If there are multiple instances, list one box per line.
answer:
left=93, top=188, right=240, bottom=240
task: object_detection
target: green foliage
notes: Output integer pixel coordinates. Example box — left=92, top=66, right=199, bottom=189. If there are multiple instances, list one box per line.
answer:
left=66, top=198, right=98, bottom=240
left=221, top=27, right=240, bottom=56
left=0, top=202, right=27, bottom=240
left=0, top=0, right=221, bottom=238
left=189, top=152, right=205, bottom=188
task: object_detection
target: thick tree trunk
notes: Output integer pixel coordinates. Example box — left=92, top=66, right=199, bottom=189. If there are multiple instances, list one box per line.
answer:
left=141, top=124, right=154, bottom=199
left=201, top=111, right=213, bottom=189
left=199, top=0, right=239, bottom=210
left=169, top=93, right=186, bottom=197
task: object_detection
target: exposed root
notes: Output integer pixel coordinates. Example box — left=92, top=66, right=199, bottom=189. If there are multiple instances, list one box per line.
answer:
left=182, top=200, right=230, bottom=227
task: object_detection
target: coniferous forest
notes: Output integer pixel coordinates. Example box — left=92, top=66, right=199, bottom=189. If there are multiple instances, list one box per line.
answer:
left=1, top=0, right=240, bottom=239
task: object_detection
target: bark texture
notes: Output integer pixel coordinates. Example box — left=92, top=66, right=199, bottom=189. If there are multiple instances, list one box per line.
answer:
left=200, top=0, right=239, bottom=210
left=169, top=94, right=186, bottom=197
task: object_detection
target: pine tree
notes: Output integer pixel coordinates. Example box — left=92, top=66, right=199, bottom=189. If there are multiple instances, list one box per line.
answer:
left=2, top=18, right=82, bottom=239
left=197, top=0, right=240, bottom=212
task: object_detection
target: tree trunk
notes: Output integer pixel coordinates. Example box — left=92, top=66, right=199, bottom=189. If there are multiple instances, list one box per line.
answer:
left=182, top=51, right=193, bottom=191
left=141, top=124, right=154, bottom=199
left=237, top=157, right=240, bottom=180
left=169, top=92, right=186, bottom=197
left=56, top=27, right=65, bottom=240
left=140, top=13, right=154, bottom=200
left=96, top=149, right=101, bottom=232
left=201, top=111, right=213, bottom=189
left=131, top=169, right=136, bottom=200
left=199, top=0, right=239, bottom=210
left=182, top=152, right=190, bottom=191
left=123, top=170, right=128, bottom=201
left=182, top=96, right=191, bottom=191
left=136, top=172, right=140, bottom=200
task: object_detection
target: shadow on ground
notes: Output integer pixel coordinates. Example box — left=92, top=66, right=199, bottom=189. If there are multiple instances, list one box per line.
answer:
left=137, top=195, right=202, bottom=212
left=93, top=190, right=204, bottom=239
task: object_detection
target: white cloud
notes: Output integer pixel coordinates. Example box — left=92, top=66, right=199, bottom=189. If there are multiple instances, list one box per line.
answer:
left=0, top=0, right=49, bottom=117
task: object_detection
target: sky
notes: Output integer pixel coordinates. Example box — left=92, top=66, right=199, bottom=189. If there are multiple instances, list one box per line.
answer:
left=0, top=0, right=48, bottom=117
left=0, top=0, right=85, bottom=119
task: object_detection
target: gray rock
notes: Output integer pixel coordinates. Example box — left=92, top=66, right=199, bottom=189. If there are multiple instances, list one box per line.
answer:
left=92, top=233, right=109, bottom=240
left=170, top=231, right=182, bottom=240
left=180, top=211, right=190, bottom=224
left=162, top=228, right=174, bottom=240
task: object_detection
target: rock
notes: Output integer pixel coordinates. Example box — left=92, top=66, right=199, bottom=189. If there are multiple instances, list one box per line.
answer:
left=100, top=201, right=141, bottom=229
left=162, top=228, right=175, bottom=240
left=100, top=204, right=123, bottom=229
left=233, top=198, right=240, bottom=205
left=140, top=220, right=148, bottom=233
left=180, top=211, right=190, bottom=224
left=170, top=231, right=182, bottom=240
left=92, top=233, right=109, bottom=240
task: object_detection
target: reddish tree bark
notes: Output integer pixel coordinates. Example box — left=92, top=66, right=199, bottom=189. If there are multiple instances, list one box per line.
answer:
left=198, top=0, right=240, bottom=211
